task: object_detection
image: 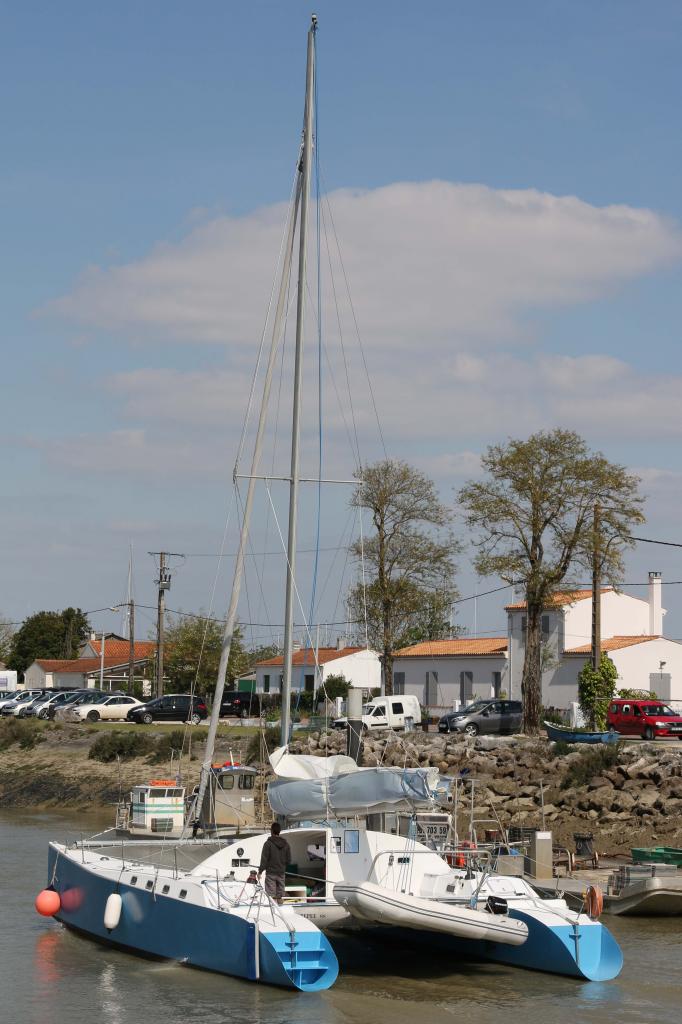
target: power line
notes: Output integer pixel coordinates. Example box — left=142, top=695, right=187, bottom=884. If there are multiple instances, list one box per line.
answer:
left=631, top=535, right=682, bottom=549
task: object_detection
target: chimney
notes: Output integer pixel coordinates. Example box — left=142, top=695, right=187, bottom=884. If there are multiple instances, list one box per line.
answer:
left=648, top=572, right=662, bottom=635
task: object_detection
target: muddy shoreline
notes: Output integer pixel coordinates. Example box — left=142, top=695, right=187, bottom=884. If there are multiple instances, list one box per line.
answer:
left=1, top=722, right=680, bottom=855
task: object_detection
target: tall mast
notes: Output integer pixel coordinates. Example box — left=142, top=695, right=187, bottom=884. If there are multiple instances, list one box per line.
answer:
left=280, top=14, right=316, bottom=746
left=190, top=20, right=315, bottom=828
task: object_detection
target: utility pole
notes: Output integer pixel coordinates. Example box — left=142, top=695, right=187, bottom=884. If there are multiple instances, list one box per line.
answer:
left=591, top=503, right=601, bottom=671
left=99, top=632, right=105, bottom=690
left=128, top=599, right=135, bottom=694
left=150, top=552, right=182, bottom=699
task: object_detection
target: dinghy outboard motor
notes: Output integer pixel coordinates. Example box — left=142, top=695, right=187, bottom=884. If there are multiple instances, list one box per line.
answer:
left=485, top=895, right=508, bottom=915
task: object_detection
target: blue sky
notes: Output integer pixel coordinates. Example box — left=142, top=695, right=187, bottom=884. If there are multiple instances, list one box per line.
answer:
left=3, top=1, right=682, bottom=648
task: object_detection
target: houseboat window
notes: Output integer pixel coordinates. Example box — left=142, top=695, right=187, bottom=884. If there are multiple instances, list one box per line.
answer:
left=162, top=885, right=170, bottom=894
left=238, top=774, right=254, bottom=790
left=218, top=775, right=235, bottom=790
left=130, top=876, right=138, bottom=885
left=179, top=889, right=187, bottom=899
left=145, top=880, right=154, bottom=890
left=344, top=830, right=360, bottom=854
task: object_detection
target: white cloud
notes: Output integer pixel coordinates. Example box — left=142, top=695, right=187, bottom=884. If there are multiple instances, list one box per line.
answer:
left=46, top=181, right=682, bottom=351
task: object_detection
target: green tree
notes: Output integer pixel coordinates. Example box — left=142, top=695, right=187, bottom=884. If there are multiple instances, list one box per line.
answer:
left=244, top=644, right=280, bottom=671
left=161, top=613, right=249, bottom=695
left=9, top=607, right=91, bottom=674
left=578, top=654, right=619, bottom=730
left=348, top=459, right=459, bottom=695
left=320, top=673, right=350, bottom=700
left=0, top=616, right=15, bottom=664
left=458, top=429, right=644, bottom=734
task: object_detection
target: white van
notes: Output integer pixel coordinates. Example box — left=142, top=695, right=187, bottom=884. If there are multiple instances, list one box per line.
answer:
left=333, top=694, right=421, bottom=732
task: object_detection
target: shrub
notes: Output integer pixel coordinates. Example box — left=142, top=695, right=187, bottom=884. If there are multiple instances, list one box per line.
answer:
left=0, top=718, right=44, bottom=751
left=618, top=688, right=656, bottom=700
left=89, top=731, right=154, bottom=763
left=245, top=726, right=280, bottom=765
left=320, top=674, right=349, bottom=700
left=578, top=654, right=618, bottom=730
left=551, top=740, right=572, bottom=757
left=561, top=742, right=624, bottom=790
left=148, top=728, right=208, bottom=764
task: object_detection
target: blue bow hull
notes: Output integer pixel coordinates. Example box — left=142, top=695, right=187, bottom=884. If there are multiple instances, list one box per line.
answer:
left=46, top=845, right=338, bottom=991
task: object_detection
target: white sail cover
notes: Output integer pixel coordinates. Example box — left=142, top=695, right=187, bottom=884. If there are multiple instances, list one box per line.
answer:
left=267, top=748, right=438, bottom=819
left=269, top=746, right=359, bottom=780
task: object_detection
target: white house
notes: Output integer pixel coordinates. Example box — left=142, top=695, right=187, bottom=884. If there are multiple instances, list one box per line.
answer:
left=254, top=645, right=381, bottom=695
left=392, top=638, right=509, bottom=711
left=24, top=637, right=156, bottom=692
left=506, top=572, right=682, bottom=707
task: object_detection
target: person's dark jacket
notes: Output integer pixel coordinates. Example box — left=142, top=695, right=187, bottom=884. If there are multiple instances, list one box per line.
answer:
left=259, top=834, right=291, bottom=876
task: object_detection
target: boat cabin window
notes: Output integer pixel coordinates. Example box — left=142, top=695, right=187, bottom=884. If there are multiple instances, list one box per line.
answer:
left=238, top=774, right=254, bottom=790
left=130, top=876, right=138, bottom=885
left=149, top=789, right=167, bottom=798
left=162, top=885, right=170, bottom=894
left=343, top=830, right=360, bottom=854
left=217, top=775, right=235, bottom=790
left=179, top=889, right=187, bottom=900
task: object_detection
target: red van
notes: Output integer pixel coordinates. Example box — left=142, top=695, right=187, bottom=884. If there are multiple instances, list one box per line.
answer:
left=606, top=699, right=682, bottom=740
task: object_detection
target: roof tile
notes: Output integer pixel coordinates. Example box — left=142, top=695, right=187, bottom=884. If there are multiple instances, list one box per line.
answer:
left=394, top=638, right=508, bottom=657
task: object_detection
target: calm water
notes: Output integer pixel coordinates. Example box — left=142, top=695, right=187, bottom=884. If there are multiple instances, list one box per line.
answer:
left=3, top=809, right=681, bottom=1024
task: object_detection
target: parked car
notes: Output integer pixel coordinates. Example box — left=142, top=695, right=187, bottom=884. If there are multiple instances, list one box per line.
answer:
left=0, top=689, right=46, bottom=716
left=21, top=691, right=69, bottom=717
left=219, top=691, right=262, bottom=718
left=606, top=699, right=682, bottom=740
left=69, top=695, right=143, bottom=722
left=54, top=690, right=109, bottom=720
left=35, top=690, right=87, bottom=719
left=127, top=694, right=208, bottom=725
left=438, top=699, right=523, bottom=736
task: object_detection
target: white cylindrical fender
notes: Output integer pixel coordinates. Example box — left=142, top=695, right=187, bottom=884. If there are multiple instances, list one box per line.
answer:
left=104, top=893, right=122, bottom=931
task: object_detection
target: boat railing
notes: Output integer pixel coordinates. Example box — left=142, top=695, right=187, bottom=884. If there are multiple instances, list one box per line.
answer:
left=115, top=803, right=130, bottom=830
left=366, top=845, right=493, bottom=884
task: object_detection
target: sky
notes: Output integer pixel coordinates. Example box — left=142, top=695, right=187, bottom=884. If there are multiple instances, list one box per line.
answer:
left=3, top=1, right=682, bottom=651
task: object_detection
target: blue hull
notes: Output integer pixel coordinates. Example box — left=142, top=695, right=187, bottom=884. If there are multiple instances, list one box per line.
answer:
left=368, top=907, right=622, bottom=981
left=544, top=722, right=619, bottom=744
left=47, top=846, right=337, bottom=991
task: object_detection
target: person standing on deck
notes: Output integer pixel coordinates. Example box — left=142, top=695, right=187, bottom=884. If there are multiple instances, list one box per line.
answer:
left=258, top=822, right=291, bottom=904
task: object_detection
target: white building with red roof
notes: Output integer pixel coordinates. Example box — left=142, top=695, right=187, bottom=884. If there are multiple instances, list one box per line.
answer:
left=506, top=572, right=682, bottom=708
left=391, top=572, right=682, bottom=713
left=24, top=633, right=155, bottom=692
left=392, top=638, right=509, bottom=711
left=254, top=642, right=380, bottom=695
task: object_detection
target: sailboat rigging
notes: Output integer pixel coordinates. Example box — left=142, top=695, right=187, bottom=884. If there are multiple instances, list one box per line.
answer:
left=38, top=17, right=339, bottom=992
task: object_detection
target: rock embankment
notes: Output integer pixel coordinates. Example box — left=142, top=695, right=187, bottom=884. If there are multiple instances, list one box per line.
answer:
left=286, top=729, right=682, bottom=853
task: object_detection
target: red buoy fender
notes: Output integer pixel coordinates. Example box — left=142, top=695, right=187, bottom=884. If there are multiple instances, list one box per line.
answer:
left=35, top=889, right=61, bottom=917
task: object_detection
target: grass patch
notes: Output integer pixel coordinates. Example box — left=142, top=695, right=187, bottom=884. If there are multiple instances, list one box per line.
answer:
left=560, top=742, right=624, bottom=789
left=88, top=731, right=155, bottom=763
left=0, top=718, right=46, bottom=751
